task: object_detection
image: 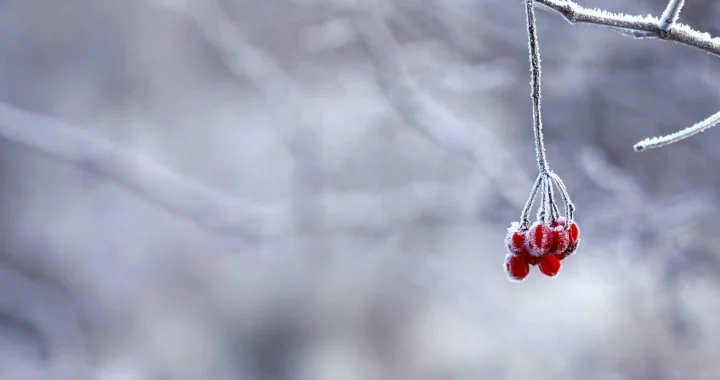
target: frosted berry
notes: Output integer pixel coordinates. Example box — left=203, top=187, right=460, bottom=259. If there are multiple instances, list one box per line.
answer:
left=527, top=221, right=552, bottom=257
left=549, top=223, right=569, bottom=255
left=504, top=253, right=530, bottom=282
left=504, top=223, right=526, bottom=254
left=567, top=220, right=580, bottom=247
left=539, top=254, right=561, bottom=277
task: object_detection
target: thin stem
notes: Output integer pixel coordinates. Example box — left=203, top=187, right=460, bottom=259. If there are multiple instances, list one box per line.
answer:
left=525, top=0, right=549, bottom=173
left=546, top=175, right=558, bottom=223
left=520, top=174, right=543, bottom=228
left=634, top=109, right=720, bottom=151
left=549, top=171, right=574, bottom=222
left=659, top=0, right=685, bottom=31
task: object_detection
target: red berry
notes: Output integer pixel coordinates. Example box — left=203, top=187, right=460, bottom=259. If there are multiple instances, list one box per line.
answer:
left=505, top=223, right=526, bottom=254
left=504, top=253, right=530, bottom=282
left=555, top=251, right=568, bottom=261
left=567, top=220, right=580, bottom=247
left=539, top=254, right=562, bottom=277
left=549, top=224, right=569, bottom=255
left=527, top=221, right=552, bottom=257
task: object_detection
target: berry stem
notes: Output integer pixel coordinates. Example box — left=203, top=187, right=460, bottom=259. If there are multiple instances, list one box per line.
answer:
left=549, top=171, right=575, bottom=223
left=520, top=174, right=543, bottom=228
left=525, top=0, right=549, bottom=174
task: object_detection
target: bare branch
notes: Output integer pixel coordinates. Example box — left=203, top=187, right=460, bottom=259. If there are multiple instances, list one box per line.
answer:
left=634, top=109, right=720, bottom=151
left=535, top=0, right=720, bottom=57
left=0, top=103, right=500, bottom=239
left=534, top=0, right=720, bottom=150
left=0, top=103, right=290, bottom=240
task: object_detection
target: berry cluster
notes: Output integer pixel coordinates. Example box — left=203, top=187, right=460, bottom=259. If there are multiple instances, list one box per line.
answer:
left=504, top=217, right=580, bottom=281
left=503, top=172, right=578, bottom=282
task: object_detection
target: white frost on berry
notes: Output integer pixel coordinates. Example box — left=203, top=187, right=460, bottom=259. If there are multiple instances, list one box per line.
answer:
left=504, top=222, right=525, bottom=254
left=526, top=221, right=551, bottom=257
left=503, top=253, right=526, bottom=282
left=550, top=225, right=569, bottom=254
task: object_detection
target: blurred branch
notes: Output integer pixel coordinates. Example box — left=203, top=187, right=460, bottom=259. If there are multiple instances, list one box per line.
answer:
left=351, top=7, right=535, bottom=206
left=0, top=103, right=489, bottom=238
left=158, top=0, right=326, bottom=237
left=535, top=0, right=720, bottom=150
left=535, top=0, right=718, bottom=55
left=0, top=103, right=289, bottom=240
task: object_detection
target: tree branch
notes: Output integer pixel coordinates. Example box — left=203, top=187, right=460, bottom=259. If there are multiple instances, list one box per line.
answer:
left=0, top=103, right=290, bottom=240
left=535, top=0, right=720, bottom=57
left=534, top=0, right=720, bottom=150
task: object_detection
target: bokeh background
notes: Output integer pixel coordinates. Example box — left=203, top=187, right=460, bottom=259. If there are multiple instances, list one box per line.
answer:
left=1, top=0, right=720, bottom=379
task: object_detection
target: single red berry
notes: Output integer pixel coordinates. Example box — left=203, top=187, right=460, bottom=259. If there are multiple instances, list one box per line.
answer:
left=527, top=221, right=552, bottom=257
left=504, top=253, right=530, bottom=282
left=505, top=223, right=526, bottom=254
left=549, top=224, right=569, bottom=255
left=555, top=251, right=568, bottom=261
left=567, top=220, right=580, bottom=247
left=539, top=254, right=562, bottom=277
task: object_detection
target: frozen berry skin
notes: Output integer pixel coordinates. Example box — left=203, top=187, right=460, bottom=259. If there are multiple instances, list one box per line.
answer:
left=504, top=253, right=530, bottom=282
left=567, top=220, right=580, bottom=247
left=549, top=224, right=569, bottom=255
left=539, top=254, right=562, bottom=277
left=505, top=222, right=526, bottom=254
left=527, top=221, right=552, bottom=257
left=563, top=220, right=580, bottom=256
left=518, top=247, right=544, bottom=266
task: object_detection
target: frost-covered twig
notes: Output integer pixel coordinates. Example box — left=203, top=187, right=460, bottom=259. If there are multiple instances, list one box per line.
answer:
left=535, top=0, right=720, bottom=150
left=659, top=0, right=685, bottom=31
left=535, top=0, right=720, bottom=56
left=633, top=109, right=720, bottom=151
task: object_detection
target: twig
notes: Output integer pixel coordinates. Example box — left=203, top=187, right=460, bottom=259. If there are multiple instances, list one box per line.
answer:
left=659, top=0, right=685, bottom=32
left=535, top=0, right=720, bottom=57
left=534, top=0, right=720, bottom=150
left=634, top=109, right=720, bottom=151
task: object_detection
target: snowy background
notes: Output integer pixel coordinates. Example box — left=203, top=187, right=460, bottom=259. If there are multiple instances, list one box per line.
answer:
left=1, top=0, right=720, bottom=379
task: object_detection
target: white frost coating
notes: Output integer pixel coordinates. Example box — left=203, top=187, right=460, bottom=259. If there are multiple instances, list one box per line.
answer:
left=526, top=221, right=551, bottom=257
left=504, top=253, right=528, bottom=282
left=504, top=222, right=525, bottom=254
left=634, top=109, right=720, bottom=151
left=550, top=225, right=569, bottom=254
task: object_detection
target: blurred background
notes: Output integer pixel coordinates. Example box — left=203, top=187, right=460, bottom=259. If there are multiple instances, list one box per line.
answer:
left=1, top=0, right=720, bottom=379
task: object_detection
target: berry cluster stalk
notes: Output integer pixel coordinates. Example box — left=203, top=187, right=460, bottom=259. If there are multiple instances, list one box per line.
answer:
left=525, top=0, right=548, bottom=174
left=518, top=0, right=575, bottom=230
